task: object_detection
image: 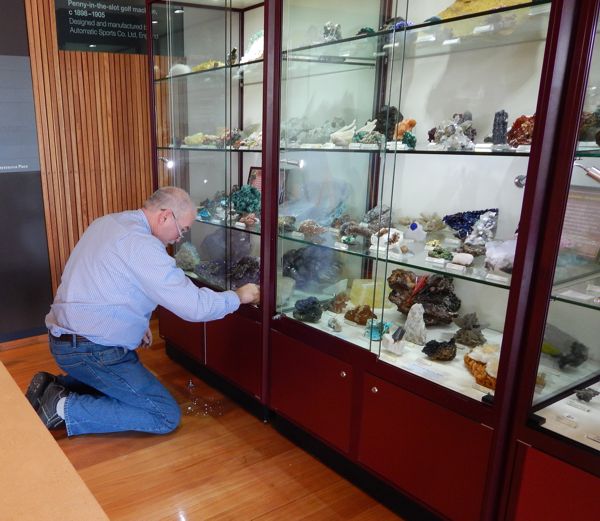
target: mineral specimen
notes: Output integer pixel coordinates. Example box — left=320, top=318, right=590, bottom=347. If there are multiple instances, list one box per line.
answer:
left=327, top=317, right=342, bottom=332
left=429, top=246, right=454, bottom=261
left=507, top=114, right=535, bottom=147
left=278, top=215, right=296, bottom=232
left=443, top=208, right=498, bottom=240
left=364, top=319, right=392, bottom=341
left=394, top=118, right=417, bottom=141
left=464, top=344, right=500, bottom=390
left=323, top=21, right=342, bottom=42
left=200, top=229, right=251, bottom=263
left=382, top=333, right=404, bottom=355
left=485, top=239, right=517, bottom=273
left=451, top=252, right=474, bottom=266
left=330, top=120, right=356, bottom=146
left=298, top=219, right=327, bottom=238
left=542, top=324, right=590, bottom=369
left=375, top=106, right=402, bottom=141
left=464, top=210, right=498, bottom=247
left=492, top=110, right=509, bottom=146
left=227, top=47, right=238, bottom=66
left=402, top=131, right=417, bottom=149
left=276, top=276, right=296, bottom=307
left=339, top=221, right=372, bottom=239
left=387, top=269, right=461, bottom=326
left=239, top=213, right=260, bottom=227
left=175, top=242, right=200, bottom=271
left=292, top=297, right=323, bottom=323
left=230, top=256, right=260, bottom=288
left=453, top=313, right=486, bottom=347
left=371, top=227, right=403, bottom=251
left=403, top=304, right=426, bottom=345
left=575, top=388, right=599, bottom=402
left=230, top=185, right=261, bottom=213
left=344, top=305, right=377, bottom=326
left=328, top=292, right=350, bottom=313
left=363, top=204, right=392, bottom=233
left=282, top=246, right=343, bottom=289
left=428, top=113, right=476, bottom=151
left=579, top=109, right=600, bottom=141
left=422, top=338, right=457, bottom=361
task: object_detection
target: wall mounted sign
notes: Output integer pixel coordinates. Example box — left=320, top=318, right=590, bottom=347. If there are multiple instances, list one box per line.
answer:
left=55, top=0, right=148, bottom=54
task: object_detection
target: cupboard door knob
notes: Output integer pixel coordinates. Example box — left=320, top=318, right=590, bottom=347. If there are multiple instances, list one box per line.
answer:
left=371, top=386, right=379, bottom=394
left=340, top=370, right=347, bottom=378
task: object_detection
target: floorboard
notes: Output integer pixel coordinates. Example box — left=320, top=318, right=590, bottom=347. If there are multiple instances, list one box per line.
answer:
left=0, top=324, right=404, bottom=521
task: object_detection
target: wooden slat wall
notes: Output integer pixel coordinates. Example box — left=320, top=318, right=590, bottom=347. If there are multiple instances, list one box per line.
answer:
left=24, top=0, right=157, bottom=291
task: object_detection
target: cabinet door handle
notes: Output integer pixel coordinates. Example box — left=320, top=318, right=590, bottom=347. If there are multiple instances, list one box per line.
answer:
left=371, top=386, right=379, bottom=394
left=339, top=370, right=347, bottom=378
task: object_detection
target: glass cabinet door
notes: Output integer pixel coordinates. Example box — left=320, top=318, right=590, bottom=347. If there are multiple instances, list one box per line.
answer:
left=528, top=15, right=600, bottom=452
left=151, top=1, right=263, bottom=295
left=376, top=1, right=551, bottom=401
left=277, top=0, right=398, bottom=351
left=276, top=0, right=552, bottom=403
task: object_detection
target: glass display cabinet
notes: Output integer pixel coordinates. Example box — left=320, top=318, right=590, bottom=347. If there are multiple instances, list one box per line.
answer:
left=276, top=0, right=551, bottom=403
left=149, top=0, right=266, bottom=397
left=526, top=26, right=600, bottom=452
left=152, top=0, right=263, bottom=293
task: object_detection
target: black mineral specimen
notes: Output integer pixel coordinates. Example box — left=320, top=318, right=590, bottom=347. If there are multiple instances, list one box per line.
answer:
left=292, top=297, right=323, bottom=323
left=422, top=338, right=457, bottom=361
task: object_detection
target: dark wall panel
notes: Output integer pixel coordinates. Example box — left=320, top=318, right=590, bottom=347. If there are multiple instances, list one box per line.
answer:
left=0, top=172, right=52, bottom=340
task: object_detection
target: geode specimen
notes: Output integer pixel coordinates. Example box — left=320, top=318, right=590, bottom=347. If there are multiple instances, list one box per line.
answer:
left=507, top=114, right=535, bottom=147
left=575, top=388, right=599, bottom=402
left=175, top=242, right=201, bottom=271
left=282, top=246, right=343, bottom=290
left=344, top=305, right=377, bottom=326
left=387, top=270, right=461, bottom=326
left=453, top=313, right=486, bottom=347
left=422, top=338, right=457, bottom=361
left=375, top=106, right=402, bottom=141
left=492, top=110, right=509, bottom=145
left=230, top=256, right=260, bottom=288
left=230, top=185, right=261, bottom=213
left=327, top=292, right=350, bottom=313
left=292, top=297, right=323, bottom=323
left=443, top=208, right=498, bottom=240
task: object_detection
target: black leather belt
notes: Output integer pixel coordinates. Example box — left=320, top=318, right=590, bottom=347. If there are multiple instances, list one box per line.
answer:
left=50, top=332, right=89, bottom=343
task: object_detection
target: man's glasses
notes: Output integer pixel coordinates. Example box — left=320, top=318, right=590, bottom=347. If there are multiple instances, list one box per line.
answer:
left=164, top=209, right=189, bottom=241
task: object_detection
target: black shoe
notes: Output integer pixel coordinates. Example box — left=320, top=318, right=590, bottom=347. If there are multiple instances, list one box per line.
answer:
left=37, top=383, right=68, bottom=429
left=25, top=371, right=56, bottom=409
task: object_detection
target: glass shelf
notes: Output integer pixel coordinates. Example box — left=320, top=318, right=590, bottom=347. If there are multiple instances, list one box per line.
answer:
left=281, top=2, right=550, bottom=66
left=551, top=272, right=600, bottom=311
left=158, top=145, right=262, bottom=153
left=278, top=232, right=511, bottom=290
left=575, top=142, right=600, bottom=157
left=195, top=217, right=261, bottom=237
left=280, top=144, right=530, bottom=156
left=154, top=59, right=264, bottom=83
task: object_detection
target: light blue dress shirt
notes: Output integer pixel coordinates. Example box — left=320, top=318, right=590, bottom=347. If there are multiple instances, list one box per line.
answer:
left=46, top=210, right=240, bottom=349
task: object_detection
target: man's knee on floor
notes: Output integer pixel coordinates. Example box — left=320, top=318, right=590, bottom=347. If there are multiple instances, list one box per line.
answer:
left=156, top=399, right=181, bottom=434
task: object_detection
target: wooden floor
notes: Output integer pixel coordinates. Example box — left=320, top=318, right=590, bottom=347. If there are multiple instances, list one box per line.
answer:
left=0, top=325, right=404, bottom=521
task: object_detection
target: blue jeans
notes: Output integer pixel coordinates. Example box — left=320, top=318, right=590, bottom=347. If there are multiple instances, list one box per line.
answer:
left=49, top=335, right=181, bottom=436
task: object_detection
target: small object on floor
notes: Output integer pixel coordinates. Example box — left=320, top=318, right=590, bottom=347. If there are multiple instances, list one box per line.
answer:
left=25, top=371, right=56, bottom=408
left=37, top=383, right=68, bottom=429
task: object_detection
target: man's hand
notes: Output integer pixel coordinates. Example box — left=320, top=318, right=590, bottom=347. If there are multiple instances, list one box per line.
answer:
left=235, top=283, right=260, bottom=305
left=140, top=328, right=153, bottom=348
